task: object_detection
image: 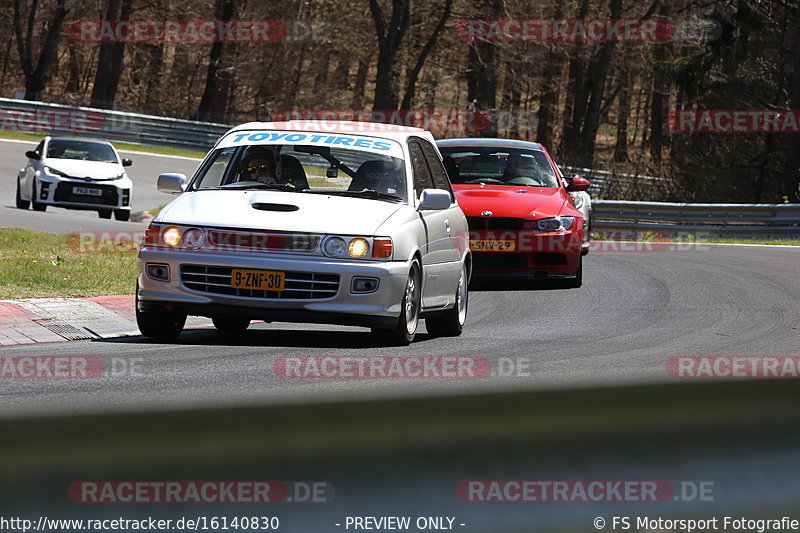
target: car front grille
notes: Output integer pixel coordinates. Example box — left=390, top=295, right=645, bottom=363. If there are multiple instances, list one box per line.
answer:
left=467, top=217, right=526, bottom=231
left=180, top=265, right=340, bottom=300
left=473, top=253, right=529, bottom=270
left=54, top=182, right=119, bottom=205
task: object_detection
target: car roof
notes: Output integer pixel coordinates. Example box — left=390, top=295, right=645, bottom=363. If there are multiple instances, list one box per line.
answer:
left=437, top=138, right=545, bottom=151
left=46, top=136, right=114, bottom=146
left=225, top=120, right=432, bottom=142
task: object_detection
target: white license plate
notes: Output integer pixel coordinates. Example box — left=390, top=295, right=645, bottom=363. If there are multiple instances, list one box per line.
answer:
left=73, top=187, right=102, bottom=197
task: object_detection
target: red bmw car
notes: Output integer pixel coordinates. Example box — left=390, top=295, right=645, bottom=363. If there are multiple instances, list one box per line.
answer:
left=437, top=139, right=590, bottom=287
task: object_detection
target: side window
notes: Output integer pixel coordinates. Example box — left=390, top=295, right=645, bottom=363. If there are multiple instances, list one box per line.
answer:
left=192, top=147, right=236, bottom=189
left=408, top=141, right=434, bottom=198
left=419, top=140, right=454, bottom=201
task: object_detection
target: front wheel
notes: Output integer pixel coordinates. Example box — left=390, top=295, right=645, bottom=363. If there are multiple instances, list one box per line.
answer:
left=426, top=262, right=468, bottom=337
left=135, top=290, right=186, bottom=341
left=31, top=181, right=47, bottom=211
left=372, top=261, right=421, bottom=346
left=15, top=179, right=29, bottom=209
left=114, top=209, right=131, bottom=221
left=98, top=209, right=112, bottom=219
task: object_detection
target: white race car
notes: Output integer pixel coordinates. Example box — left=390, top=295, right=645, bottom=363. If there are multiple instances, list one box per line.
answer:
left=16, top=137, right=134, bottom=220
left=136, top=121, right=471, bottom=345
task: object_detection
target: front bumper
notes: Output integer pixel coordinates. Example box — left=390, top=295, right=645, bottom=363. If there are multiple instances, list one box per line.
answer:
left=36, top=177, right=131, bottom=210
left=137, top=248, right=412, bottom=327
left=469, top=229, right=583, bottom=278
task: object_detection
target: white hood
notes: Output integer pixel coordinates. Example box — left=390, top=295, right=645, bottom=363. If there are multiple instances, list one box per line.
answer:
left=156, top=190, right=404, bottom=235
left=44, top=159, right=122, bottom=180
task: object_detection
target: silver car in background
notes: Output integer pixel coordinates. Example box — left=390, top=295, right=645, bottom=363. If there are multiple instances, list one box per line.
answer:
left=136, top=121, right=470, bottom=345
left=16, top=136, right=134, bottom=220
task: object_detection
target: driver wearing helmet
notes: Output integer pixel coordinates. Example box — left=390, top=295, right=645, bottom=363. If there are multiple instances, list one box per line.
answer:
left=242, top=147, right=278, bottom=185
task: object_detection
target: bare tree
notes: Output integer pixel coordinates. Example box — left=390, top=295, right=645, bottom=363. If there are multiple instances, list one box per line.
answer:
left=13, top=0, right=67, bottom=100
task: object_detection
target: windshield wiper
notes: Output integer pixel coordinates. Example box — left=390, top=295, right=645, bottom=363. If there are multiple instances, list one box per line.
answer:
left=308, top=189, right=403, bottom=202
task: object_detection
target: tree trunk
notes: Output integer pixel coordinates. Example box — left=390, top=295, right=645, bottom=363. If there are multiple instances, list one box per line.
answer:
left=13, top=0, right=68, bottom=101
left=90, top=0, right=132, bottom=108
left=196, top=0, right=239, bottom=122
left=351, top=54, right=370, bottom=109
left=576, top=0, right=622, bottom=166
left=536, top=46, right=563, bottom=149
left=369, top=0, right=410, bottom=112
left=614, top=69, right=631, bottom=162
left=785, top=29, right=800, bottom=202
left=400, top=0, right=452, bottom=110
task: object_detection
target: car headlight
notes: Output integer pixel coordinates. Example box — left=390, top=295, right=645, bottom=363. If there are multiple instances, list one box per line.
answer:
left=163, top=227, right=182, bottom=246
left=535, top=216, right=574, bottom=232
left=348, top=238, right=370, bottom=258
left=323, top=237, right=347, bottom=257
left=570, top=192, right=585, bottom=209
left=111, top=172, right=126, bottom=181
left=43, top=166, right=69, bottom=178
left=182, top=228, right=205, bottom=249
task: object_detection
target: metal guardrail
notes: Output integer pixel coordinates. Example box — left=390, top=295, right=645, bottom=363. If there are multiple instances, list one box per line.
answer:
left=562, top=165, right=666, bottom=199
left=0, top=97, right=230, bottom=151
left=593, top=200, right=800, bottom=238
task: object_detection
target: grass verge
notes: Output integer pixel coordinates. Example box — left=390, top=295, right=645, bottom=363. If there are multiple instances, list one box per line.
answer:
left=0, top=228, right=138, bottom=299
left=0, top=129, right=205, bottom=159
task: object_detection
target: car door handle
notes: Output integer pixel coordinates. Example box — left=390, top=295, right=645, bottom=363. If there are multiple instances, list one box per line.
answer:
left=444, top=219, right=451, bottom=234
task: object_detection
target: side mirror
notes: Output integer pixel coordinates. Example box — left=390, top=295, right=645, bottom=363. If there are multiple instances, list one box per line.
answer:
left=121, top=158, right=133, bottom=167
left=25, top=150, right=40, bottom=160
left=157, top=173, right=188, bottom=194
left=566, top=175, right=591, bottom=192
left=417, top=189, right=451, bottom=211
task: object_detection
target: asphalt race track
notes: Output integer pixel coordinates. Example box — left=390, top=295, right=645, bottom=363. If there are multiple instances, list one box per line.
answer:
left=0, top=138, right=201, bottom=233
left=1, top=241, right=798, bottom=417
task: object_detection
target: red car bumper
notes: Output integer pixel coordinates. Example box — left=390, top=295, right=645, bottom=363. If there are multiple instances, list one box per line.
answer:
left=468, top=223, right=584, bottom=279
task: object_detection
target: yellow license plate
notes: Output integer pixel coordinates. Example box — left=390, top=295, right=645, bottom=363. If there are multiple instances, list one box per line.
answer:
left=230, top=269, right=285, bottom=291
left=470, top=240, right=516, bottom=252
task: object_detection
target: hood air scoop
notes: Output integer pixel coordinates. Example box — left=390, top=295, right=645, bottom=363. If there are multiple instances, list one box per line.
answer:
left=251, top=203, right=299, bottom=212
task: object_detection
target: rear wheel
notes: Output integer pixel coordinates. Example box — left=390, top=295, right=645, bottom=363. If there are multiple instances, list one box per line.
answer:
left=135, top=289, right=186, bottom=341
left=31, top=181, right=47, bottom=211
left=15, top=179, right=29, bottom=209
left=372, top=261, right=421, bottom=346
left=98, top=209, right=112, bottom=219
left=114, top=209, right=130, bottom=221
left=212, top=316, right=250, bottom=334
left=426, top=262, right=468, bottom=337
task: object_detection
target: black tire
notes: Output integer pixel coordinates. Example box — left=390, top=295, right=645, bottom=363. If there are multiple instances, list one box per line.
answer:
left=372, top=261, right=421, bottom=346
left=31, top=181, right=47, bottom=211
left=98, top=209, right=112, bottom=219
left=114, top=209, right=131, bottom=221
left=212, top=316, right=250, bottom=333
left=426, top=262, right=468, bottom=337
left=562, top=255, right=583, bottom=289
left=15, top=179, right=29, bottom=209
left=135, top=291, right=186, bottom=341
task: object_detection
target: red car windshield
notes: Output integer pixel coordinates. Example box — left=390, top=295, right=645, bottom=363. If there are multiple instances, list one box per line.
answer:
left=440, top=148, right=560, bottom=188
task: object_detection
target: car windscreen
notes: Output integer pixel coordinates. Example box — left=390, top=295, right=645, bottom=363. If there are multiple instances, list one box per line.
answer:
left=191, top=143, right=408, bottom=203
left=439, top=147, right=559, bottom=188
left=46, top=140, right=119, bottom=163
